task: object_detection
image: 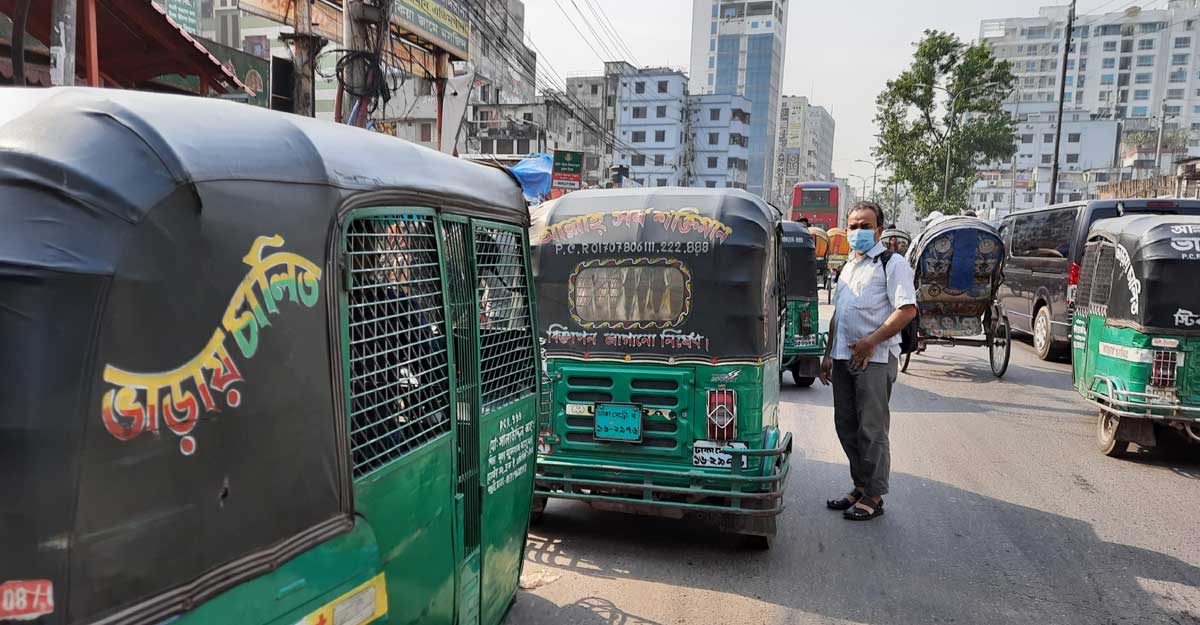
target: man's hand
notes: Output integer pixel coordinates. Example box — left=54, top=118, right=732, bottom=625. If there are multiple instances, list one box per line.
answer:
left=819, top=356, right=833, bottom=385
left=848, top=336, right=878, bottom=370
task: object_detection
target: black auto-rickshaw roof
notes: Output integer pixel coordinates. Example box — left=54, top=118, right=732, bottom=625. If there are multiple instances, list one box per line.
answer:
left=0, top=88, right=526, bottom=275
left=781, top=220, right=815, bottom=249
left=539, top=186, right=781, bottom=231
left=1088, top=213, right=1200, bottom=262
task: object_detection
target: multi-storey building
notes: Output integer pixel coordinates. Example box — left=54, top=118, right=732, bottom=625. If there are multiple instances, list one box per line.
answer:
left=981, top=1, right=1200, bottom=158
left=687, top=93, right=752, bottom=189
left=613, top=68, right=691, bottom=187
left=565, top=61, right=638, bottom=186
left=689, top=0, right=789, bottom=198
left=772, top=95, right=836, bottom=207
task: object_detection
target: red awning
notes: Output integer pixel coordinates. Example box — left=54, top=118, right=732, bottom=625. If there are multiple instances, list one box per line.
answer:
left=1, top=0, right=245, bottom=93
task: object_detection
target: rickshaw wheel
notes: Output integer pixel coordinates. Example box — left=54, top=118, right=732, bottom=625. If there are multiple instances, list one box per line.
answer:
left=989, top=317, right=1011, bottom=377
left=1097, top=410, right=1129, bottom=458
left=744, top=534, right=771, bottom=550
left=900, top=351, right=912, bottom=373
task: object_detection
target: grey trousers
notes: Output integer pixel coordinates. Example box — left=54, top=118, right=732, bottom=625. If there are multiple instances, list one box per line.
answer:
left=831, top=355, right=898, bottom=497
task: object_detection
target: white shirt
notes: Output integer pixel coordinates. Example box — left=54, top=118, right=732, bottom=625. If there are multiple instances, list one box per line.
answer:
left=831, top=241, right=917, bottom=364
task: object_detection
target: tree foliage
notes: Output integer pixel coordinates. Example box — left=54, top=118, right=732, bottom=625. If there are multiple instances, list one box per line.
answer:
left=869, top=181, right=911, bottom=226
left=874, top=30, right=1017, bottom=216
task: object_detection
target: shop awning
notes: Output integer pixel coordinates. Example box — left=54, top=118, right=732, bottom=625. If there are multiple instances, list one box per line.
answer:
left=0, top=1, right=245, bottom=93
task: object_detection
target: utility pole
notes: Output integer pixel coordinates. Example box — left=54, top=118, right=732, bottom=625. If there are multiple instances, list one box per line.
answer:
left=1048, top=0, right=1076, bottom=204
left=1155, top=98, right=1170, bottom=177
left=50, top=0, right=77, bottom=86
left=343, top=1, right=372, bottom=125
left=283, top=0, right=328, bottom=118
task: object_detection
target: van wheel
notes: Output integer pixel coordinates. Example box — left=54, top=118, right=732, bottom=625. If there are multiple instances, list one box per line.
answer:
left=1097, top=410, right=1129, bottom=458
left=1033, top=307, right=1061, bottom=361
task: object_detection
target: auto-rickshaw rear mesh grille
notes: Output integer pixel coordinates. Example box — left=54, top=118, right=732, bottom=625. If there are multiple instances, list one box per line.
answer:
left=444, top=219, right=482, bottom=552
left=1151, top=350, right=1180, bottom=388
left=474, top=226, right=537, bottom=411
left=344, top=215, right=451, bottom=479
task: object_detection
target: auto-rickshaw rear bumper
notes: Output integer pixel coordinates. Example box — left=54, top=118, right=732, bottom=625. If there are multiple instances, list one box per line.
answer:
left=1084, top=375, right=1200, bottom=424
left=534, top=432, right=792, bottom=518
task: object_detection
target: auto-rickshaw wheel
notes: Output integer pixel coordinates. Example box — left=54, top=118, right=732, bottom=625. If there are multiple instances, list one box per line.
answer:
left=1097, top=410, right=1130, bottom=458
left=989, top=316, right=1011, bottom=377
left=790, top=366, right=815, bottom=387
left=530, top=495, right=548, bottom=524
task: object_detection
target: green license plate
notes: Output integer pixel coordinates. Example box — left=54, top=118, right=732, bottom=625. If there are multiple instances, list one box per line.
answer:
left=593, top=404, right=642, bottom=442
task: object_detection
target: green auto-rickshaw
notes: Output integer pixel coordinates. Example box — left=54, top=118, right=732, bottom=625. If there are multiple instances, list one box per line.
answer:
left=1072, top=214, right=1200, bottom=457
left=0, top=88, right=538, bottom=625
left=780, top=221, right=825, bottom=387
left=529, top=188, right=793, bottom=549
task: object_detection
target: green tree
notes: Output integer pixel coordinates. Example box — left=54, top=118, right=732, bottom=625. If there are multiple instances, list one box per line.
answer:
left=874, top=30, right=1017, bottom=217
left=869, top=180, right=911, bottom=226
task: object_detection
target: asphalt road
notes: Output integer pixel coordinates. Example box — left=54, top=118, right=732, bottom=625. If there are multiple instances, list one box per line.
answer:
left=508, top=302, right=1200, bottom=625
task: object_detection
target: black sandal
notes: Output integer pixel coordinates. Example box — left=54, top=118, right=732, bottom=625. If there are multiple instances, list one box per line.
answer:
left=825, top=490, right=863, bottom=510
left=843, top=498, right=884, bottom=521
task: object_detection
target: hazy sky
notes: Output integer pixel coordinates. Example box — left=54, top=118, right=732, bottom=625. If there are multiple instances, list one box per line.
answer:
left=523, top=0, right=1105, bottom=188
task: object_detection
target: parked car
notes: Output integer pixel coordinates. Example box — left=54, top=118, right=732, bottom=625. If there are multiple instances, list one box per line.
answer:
left=998, top=199, right=1200, bottom=360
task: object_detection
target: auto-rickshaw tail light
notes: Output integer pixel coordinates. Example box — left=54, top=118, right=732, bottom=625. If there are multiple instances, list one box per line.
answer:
left=1150, top=350, right=1182, bottom=390
left=707, top=388, right=737, bottom=442
left=1068, top=262, right=1081, bottom=286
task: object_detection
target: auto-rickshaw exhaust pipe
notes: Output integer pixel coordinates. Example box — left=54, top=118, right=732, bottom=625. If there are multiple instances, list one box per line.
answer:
left=1187, top=424, right=1200, bottom=443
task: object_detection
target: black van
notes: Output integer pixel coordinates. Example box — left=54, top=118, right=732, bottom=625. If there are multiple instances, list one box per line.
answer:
left=998, top=198, right=1200, bottom=360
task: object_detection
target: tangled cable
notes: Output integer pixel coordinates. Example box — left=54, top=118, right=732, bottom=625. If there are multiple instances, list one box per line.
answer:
left=336, top=49, right=391, bottom=115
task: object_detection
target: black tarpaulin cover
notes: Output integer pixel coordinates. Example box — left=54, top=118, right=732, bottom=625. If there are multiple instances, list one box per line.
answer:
left=0, top=88, right=525, bottom=624
left=1087, top=214, right=1200, bottom=332
left=781, top=221, right=816, bottom=300
left=532, top=187, right=780, bottom=364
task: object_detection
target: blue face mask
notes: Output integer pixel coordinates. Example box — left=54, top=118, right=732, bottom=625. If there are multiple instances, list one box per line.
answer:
left=848, top=227, right=877, bottom=253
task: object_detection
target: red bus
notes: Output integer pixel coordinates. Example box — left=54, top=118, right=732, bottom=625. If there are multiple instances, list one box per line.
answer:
left=790, top=181, right=839, bottom=229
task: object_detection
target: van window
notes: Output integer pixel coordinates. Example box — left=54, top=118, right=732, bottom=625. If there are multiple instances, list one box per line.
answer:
left=1011, top=208, right=1078, bottom=258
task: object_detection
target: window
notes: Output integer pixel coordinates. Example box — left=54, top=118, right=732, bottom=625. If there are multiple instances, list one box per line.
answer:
left=419, top=123, right=432, bottom=143
left=632, top=131, right=646, bottom=143
left=344, top=214, right=452, bottom=476
left=572, top=261, right=689, bottom=325
left=1166, top=104, right=1182, bottom=115
left=1170, top=70, right=1187, bottom=82
left=657, top=80, right=669, bottom=93
left=1177, top=37, right=1193, bottom=48
left=1137, top=54, right=1155, bottom=66
left=1101, top=74, right=1115, bottom=85
left=709, top=132, right=719, bottom=145
left=1103, top=41, right=1118, bottom=52
left=707, top=156, right=718, bottom=168
left=1132, top=105, right=1149, bottom=117
left=1135, top=89, right=1150, bottom=100
left=635, top=81, right=645, bottom=94
left=631, top=154, right=646, bottom=166
left=1098, top=25, right=1122, bottom=37
left=1100, top=90, right=1111, bottom=102
left=705, top=180, right=717, bottom=188
left=1174, top=53, right=1191, bottom=65
left=654, top=130, right=666, bottom=142
left=1011, top=209, right=1078, bottom=258
left=656, top=178, right=668, bottom=187
left=1068, top=133, right=1080, bottom=143
left=632, top=106, right=647, bottom=119
left=1102, top=57, right=1116, bottom=69
left=708, top=57, right=715, bottom=69
left=1043, top=133, right=1055, bottom=143
left=710, top=108, right=721, bottom=121
left=656, top=105, right=667, bottom=118
left=1021, top=134, right=1034, bottom=144
left=654, top=154, right=665, bottom=166
left=1041, top=154, right=1053, bottom=164
left=1135, top=72, right=1152, bottom=84
left=1067, top=153, right=1079, bottom=164
left=1169, top=88, right=1186, bottom=99
left=591, top=84, right=599, bottom=95
left=1139, top=39, right=1155, bottom=50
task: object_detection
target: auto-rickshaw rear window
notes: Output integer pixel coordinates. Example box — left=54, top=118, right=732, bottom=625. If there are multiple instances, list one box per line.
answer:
left=570, top=260, right=690, bottom=325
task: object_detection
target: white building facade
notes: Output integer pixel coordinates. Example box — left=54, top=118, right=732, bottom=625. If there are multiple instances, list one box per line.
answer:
left=688, top=93, right=752, bottom=189
left=614, top=69, right=691, bottom=187
left=772, top=95, right=836, bottom=207
left=690, top=0, right=789, bottom=199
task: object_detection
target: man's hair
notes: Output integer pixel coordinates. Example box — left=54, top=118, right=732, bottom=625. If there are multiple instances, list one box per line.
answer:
left=849, top=201, right=884, bottom=228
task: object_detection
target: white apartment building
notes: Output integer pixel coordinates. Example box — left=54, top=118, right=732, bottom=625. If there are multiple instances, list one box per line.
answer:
left=614, top=69, right=691, bottom=187
left=981, top=1, right=1200, bottom=155
left=688, top=93, right=752, bottom=189
left=772, top=95, right=836, bottom=208
left=690, top=0, right=790, bottom=198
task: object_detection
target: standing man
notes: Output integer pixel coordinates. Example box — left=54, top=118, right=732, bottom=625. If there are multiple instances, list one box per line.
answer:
left=819, top=201, right=917, bottom=521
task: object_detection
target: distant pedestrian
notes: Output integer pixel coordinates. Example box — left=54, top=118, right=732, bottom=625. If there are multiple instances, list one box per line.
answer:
left=819, top=200, right=917, bottom=521
left=798, top=216, right=811, bottom=227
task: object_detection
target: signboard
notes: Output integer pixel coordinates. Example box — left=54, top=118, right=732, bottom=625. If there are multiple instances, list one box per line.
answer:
left=239, top=0, right=344, bottom=42
left=394, top=0, right=471, bottom=61
left=552, top=150, right=583, bottom=190
left=153, top=37, right=271, bottom=108
left=160, top=0, right=199, bottom=34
